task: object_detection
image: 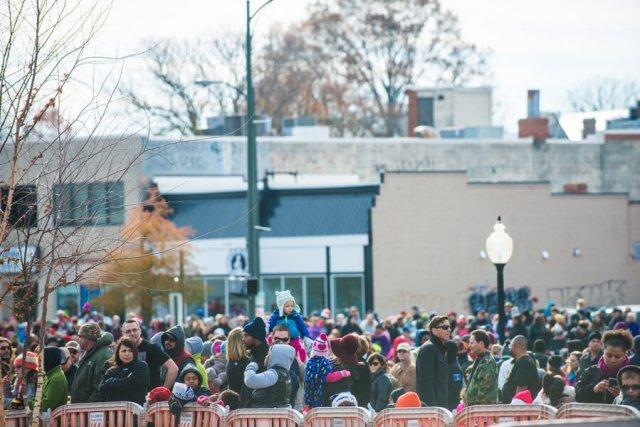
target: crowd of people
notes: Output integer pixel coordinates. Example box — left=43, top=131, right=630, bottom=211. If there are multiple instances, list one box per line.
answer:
left=1, top=293, right=639, bottom=418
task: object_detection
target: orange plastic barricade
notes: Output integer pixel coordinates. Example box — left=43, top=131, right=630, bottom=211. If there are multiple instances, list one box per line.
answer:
left=225, top=408, right=304, bottom=427
left=50, top=401, right=145, bottom=427
left=556, top=403, right=640, bottom=419
left=454, top=404, right=556, bottom=427
left=304, top=406, right=373, bottom=427
left=145, top=402, right=228, bottom=427
left=374, top=407, right=454, bottom=427
left=5, top=409, right=31, bottom=427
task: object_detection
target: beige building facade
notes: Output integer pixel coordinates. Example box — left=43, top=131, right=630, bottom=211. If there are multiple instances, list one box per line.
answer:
left=0, top=136, right=144, bottom=320
left=371, top=172, right=640, bottom=316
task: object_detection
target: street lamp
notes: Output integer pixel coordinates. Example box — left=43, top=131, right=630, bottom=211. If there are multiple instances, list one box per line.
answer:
left=246, top=0, right=273, bottom=314
left=485, top=216, right=514, bottom=344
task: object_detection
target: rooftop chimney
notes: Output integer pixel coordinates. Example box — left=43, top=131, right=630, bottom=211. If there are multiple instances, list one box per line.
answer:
left=527, top=90, right=540, bottom=118
left=519, top=90, right=548, bottom=142
left=582, top=118, right=596, bottom=139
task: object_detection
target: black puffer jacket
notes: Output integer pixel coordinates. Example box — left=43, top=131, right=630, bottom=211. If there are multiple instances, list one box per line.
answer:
left=416, top=335, right=448, bottom=408
left=99, top=359, right=149, bottom=405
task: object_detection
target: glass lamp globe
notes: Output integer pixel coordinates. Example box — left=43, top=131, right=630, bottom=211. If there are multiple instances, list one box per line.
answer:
left=485, top=217, right=514, bottom=265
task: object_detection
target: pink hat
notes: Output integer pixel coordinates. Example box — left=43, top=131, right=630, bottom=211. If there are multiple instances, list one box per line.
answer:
left=312, top=333, right=330, bottom=358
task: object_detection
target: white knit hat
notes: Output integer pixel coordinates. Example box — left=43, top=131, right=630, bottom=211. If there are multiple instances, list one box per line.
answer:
left=331, top=392, right=358, bottom=407
left=276, top=290, right=300, bottom=314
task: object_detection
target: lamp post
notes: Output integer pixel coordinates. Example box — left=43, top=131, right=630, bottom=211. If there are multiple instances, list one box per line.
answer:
left=246, top=0, right=273, bottom=313
left=485, top=216, right=514, bottom=344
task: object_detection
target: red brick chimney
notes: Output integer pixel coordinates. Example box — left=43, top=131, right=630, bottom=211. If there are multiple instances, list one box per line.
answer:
left=406, top=89, right=418, bottom=137
left=519, top=117, right=549, bottom=140
left=518, top=89, right=549, bottom=141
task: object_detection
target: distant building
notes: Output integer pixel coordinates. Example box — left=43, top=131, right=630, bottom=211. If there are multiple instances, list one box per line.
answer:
left=372, top=172, right=640, bottom=316
left=158, top=176, right=378, bottom=317
left=406, top=86, right=493, bottom=136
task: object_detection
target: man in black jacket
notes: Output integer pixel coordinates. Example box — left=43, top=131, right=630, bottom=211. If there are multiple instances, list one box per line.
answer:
left=416, top=315, right=450, bottom=408
left=241, top=316, right=269, bottom=406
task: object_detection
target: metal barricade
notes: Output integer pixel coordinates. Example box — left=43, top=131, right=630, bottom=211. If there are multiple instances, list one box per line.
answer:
left=225, top=408, right=304, bottom=427
left=5, top=409, right=31, bottom=427
left=145, top=402, right=228, bottom=427
left=556, top=403, right=640, bottom=419
left=454, top=404, right=556, bottom=427
left=374, top=407, right=454, bottom=427
left=304, top=407, right=373, bottom=427
left=50, top=401, right=145, bottom=427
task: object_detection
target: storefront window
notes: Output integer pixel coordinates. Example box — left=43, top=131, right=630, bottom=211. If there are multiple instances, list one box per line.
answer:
left=229, top=294, right=249, bottom=316
left=306, top=277, right=326, bottom=315
left=333, top=275, right=364, bottom=316
left=206, top=277, right=226, bottom=316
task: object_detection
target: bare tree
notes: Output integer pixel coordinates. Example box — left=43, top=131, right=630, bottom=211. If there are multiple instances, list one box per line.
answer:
left=306, top=0, right=489, bottom=136
left=567, top=77, right=640, bottom=112
left=120, top=32, right=247, bottom=136
left=0, top=1, right=160, bottom=424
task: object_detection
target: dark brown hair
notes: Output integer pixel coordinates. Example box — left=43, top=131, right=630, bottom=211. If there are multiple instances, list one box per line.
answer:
left=602, top=329, right=633, bottom=351
left=112, top=337, right=139, bottom=366
left=367, top=352, right=388, bottom=372
left=471, top=329, right=490, bottom=349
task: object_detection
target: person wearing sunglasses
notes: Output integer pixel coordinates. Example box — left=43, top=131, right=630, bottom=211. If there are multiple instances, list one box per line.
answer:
left=368, top=352, right=392, bottom=411
left=416, top=315, right=451, bottom=408
left=615, top=365, right=640, bottom=410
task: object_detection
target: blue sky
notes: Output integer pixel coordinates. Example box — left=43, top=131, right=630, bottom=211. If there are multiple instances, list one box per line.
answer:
left=97, top=0, right=639, bottom=133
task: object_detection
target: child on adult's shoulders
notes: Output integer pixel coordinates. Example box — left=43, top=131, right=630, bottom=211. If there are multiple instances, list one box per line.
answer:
left=268, top=290, right=312, bottom=362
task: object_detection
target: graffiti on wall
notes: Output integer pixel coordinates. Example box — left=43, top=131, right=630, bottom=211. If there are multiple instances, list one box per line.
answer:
left=546, top=279, right=629, bottom=308
left=467, top=284, right=535, bottom=315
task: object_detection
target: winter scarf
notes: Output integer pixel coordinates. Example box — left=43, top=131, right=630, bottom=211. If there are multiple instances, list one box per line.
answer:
left=304, top=356, right=333, bottom=408
left=598, top=355, right=629, bottom=378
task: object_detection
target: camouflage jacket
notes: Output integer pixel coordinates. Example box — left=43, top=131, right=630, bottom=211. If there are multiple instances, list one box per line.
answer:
left=463, top=352, right=498, bottom=406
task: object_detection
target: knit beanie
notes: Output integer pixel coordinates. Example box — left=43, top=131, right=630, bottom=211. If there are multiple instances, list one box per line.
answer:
left=512, top=390, right=533, bottom=405
left=588, top=331, right=602, bottom=342
left=276, top=290, right=300, bottom=314
left=396, top=392, right=422, bottom=408
left=14, top=352, right=38, bottom=371
left=548, top=355, right=563, bottom=370
left=148, top=386, right=172, bottom=403
left=312, top=333, right=330, bottom=358
left=78, top=322, right=101, bottom=341
left=43, top=347, right=62, bottom=373
left=243, top=317, right=267, bottom=342
left=331, top=392, right=358, bottom=407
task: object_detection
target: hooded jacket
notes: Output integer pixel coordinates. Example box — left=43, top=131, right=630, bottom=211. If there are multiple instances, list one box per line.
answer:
left=416, top=335, right=448, bottom=408
left=244, top=344, right=294, bottom=408
left=41, top=348, right=68, bottom=412
left=616, top=365, right=640, bottom=410
left=168, top=363, right=210, bottom=425
left=71, top=332, right=114, bottom=403
left=162, top=326, right=194, bottom=372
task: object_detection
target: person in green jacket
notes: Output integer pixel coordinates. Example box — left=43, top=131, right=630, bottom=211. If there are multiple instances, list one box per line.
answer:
left=41, top=347, right=68, bottom=412
left=464, top=329, right=498, bottom=406
left=71, top=323, right=114, bottom=403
